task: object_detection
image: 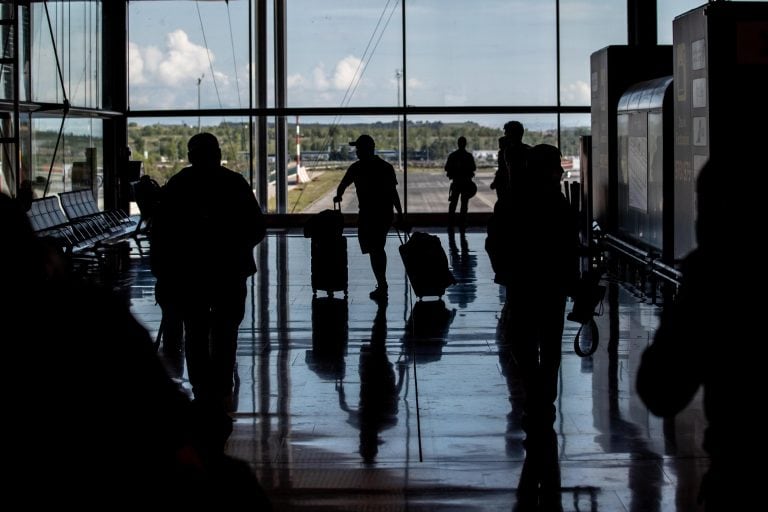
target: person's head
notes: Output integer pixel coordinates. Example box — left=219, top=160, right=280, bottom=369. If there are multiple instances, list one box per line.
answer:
left=503, top=121, right=524, bottom=142
left=526, top=144, right=564, bottom=187
left=187, top=132, right=222, bottom=167
left=457, top=136, right=467, bottom=149
left=695, top=155, right=753, bottom=250
left=349, top=134, right=376, bottom=159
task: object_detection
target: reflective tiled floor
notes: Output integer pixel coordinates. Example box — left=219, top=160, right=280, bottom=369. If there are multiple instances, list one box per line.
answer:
left=128, top=229, right=707, bottom=511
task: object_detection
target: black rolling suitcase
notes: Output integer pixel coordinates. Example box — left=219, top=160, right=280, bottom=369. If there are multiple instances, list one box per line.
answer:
left=399, top=231, right=455, bottom=299
left=304, top=204, right=348, bottom=296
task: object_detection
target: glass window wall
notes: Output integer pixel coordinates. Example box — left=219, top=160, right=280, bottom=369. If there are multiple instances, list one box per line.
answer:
left=406, top=0, right=557, bottom=106
left=123, top=0, right=655, bottom=215
left=29, top=117, right=104, bottom=204
left=128, top=1, right=250, bottom=111
left=560, top=0, right=626, bottom=106
left=127, top=116, right=253, bottom=184
left=404, top=114, right=561, bottom=213
left=31, top=1, right=102, bottom=109
left=286, top=0, right=401, bottom=108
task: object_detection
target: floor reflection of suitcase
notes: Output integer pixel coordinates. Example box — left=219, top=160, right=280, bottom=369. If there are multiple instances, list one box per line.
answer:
left=306, top=295, right=349, bottom=381
left=401, top=299, right=456, bottom=364
left=399, top=231, right=455, bottom=299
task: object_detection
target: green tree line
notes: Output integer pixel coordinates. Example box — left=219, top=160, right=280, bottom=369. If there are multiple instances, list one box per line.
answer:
left=127, top=120, right=590, bottom=183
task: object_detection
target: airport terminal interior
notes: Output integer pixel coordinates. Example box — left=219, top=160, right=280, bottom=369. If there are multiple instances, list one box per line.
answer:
left=127, top=228, right=705, bottom=511
left=2, top=1, right=766, bottom=510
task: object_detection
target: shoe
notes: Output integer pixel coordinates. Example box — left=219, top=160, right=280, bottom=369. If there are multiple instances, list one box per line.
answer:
left=369, top=286, right=388, bottom=302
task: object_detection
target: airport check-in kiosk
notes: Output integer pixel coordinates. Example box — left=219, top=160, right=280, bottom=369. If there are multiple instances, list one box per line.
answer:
left=617, top=76, right=674, bottom=262
left=673, top=2, right=768, bottom=260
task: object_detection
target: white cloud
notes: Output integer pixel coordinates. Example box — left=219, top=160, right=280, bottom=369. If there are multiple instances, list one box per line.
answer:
left=128, top=42, right=145, bottom=84
left=560, top=80, right=590, bottom=104
left=287, top=74, right=305, bottom=88
left=313, top=63, right=330, bottom=90
left=332, top=55, right=363, bottom=90
left=308, top=56, right=364, bottom=93
left=407, top=77, right=425, bottom=89
left=156, top=30, right=211, bottom=85
left=129, top=29, right=212, bottom=87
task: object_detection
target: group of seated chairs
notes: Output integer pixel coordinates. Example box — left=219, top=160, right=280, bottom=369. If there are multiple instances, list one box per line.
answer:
left=26, top=188, right=141, bottom=277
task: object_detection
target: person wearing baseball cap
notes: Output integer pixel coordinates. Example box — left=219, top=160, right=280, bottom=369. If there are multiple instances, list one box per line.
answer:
left=334, top=134, right=404, bottom=302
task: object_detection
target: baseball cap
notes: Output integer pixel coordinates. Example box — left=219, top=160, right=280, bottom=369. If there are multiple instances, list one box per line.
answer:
left=349, top=134, right=375, bottom=148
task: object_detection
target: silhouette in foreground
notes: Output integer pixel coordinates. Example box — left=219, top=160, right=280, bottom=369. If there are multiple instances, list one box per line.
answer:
left=496, top=144, right=579, bottom=428
left=444, top=136, right=477, bottom=227
left=490, top=121, right=530, bottom=204
left=334, top=134, right=404, bottom=302
left=637, top=156, right=760, bottom=512
left=151, top=132, right=266, bottom=415
left=0, top=192, right=271, bottom=508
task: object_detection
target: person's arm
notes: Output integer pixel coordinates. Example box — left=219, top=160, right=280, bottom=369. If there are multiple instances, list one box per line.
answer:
left=236, top=174, right=266, bottom=247
left=333, top=166, right=354, bottom=202
left=385, top=164, right=405, bottom=229
left=248, top=192, right=266, bottom=246
left=444, top=153, right=453, bottom=179
left=393, top=188, right=403, bottom=217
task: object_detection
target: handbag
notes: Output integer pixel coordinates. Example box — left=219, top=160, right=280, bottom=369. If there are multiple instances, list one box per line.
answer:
left=567, top=270, right=606, bottom=357
left=567, top=270, right=606, bottom=324
left=573, top=318, right=600, bottom=357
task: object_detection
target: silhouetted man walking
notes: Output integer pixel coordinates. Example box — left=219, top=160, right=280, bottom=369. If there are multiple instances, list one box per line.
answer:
left=151, top=132, right=265, bottom=412
left=334, top=134, right=404, bottom=302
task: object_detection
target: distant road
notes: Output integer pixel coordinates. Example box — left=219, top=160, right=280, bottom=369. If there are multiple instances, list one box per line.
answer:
left=304, top=170, right=498, bottom=214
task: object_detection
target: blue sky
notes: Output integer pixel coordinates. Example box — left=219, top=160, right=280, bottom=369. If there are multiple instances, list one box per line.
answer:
left=125, top=0, right=708, bottom=129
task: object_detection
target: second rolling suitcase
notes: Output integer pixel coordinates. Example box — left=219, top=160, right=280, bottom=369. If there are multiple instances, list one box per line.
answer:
left=399, top=231, right=455, bottom=299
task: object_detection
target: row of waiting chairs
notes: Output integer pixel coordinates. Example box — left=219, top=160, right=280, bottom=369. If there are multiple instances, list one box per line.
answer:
left=26, top=190, right=140, bottom=265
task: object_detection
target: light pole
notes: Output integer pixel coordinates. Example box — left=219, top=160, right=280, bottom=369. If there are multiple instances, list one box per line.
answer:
left=395, top=69, right=402, bottom=172
left=196, top=74, right=204, bottom=132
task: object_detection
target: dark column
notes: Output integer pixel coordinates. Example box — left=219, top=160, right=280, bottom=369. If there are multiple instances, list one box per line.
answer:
left=102, top=0, right=128, bottom=211
left=627, top=0, right=658, bottom=47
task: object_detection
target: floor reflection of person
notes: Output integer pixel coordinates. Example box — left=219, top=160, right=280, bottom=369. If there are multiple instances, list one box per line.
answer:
left=447, top=226, right=477, bottom=308
left=514, top=427, right=562, bottom=512
left=497, top=303, right=562, bottom=510
left=338, top=302, right=405, bottom=463
left=496, top=308, right=526, bottom=459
